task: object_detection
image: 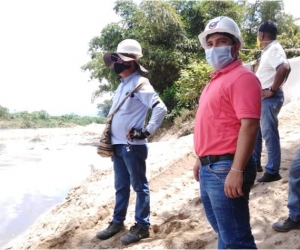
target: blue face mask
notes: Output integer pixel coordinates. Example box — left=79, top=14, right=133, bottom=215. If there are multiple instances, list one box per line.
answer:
left=205, top=46, right=234, bottom=71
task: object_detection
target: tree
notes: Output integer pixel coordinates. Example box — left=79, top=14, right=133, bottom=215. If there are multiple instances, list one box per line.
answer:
left=82, top=0, right=300, bottom=120
left=170, top=0, right=205, bottom=38
left=175, top=60, right=212, bottom=108
left=243, top=0, right=284, bottom=46
left=242, top=0, right=262, bottom=49
left=195, top=0, right=244, bottom=28
left=97, top=99, right=113, bottom=117
left=0, top=105, right=10, bottom=119
left=31, top=110, right=50, bottom=120
left=82, top=0, right=192, bottom=110
left=260, top=0, right=284, bottom=22
left=242, top=0, right=300, bottom=61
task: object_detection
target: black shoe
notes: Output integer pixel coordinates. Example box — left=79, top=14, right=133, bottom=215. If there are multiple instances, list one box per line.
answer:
left=272, top=217, right=300, bottom=232
left=256, top=164, right=263, bottom=172
left=120, top=223, right=149, bottom=245
left=96, top=221, right=125, bottom=240
left=257, top=172, right=281, bottom=182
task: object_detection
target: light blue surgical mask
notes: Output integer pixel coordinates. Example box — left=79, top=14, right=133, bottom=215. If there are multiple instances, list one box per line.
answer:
left=205, top=46, right=234, bottom=71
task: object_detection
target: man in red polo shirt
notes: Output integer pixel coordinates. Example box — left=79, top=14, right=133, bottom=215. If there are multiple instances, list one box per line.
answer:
left=193, top=16, right=261, bottom=249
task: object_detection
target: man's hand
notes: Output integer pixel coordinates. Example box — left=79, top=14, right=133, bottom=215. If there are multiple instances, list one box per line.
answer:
left=262, top=89, right=275, bottom=98
left=193, top=165, right=200, bottom=182
left=193, top=158, right=201, bottom=182
left=224, top=170, right=244, bottom=198
left=127, top=127, right=150, bottom=141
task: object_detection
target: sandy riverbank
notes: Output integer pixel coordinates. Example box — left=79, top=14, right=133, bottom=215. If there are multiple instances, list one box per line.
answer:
left=3, top=100, right=300, bottom=249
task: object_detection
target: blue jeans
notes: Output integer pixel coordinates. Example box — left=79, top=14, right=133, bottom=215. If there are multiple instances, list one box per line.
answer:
left=112, top=144, right=150, bottom=228
left=253, top=89, right=284, bottom=174
left=288, top=147, right=300, bottom=222
left=199, top=159, right=257, bottom=249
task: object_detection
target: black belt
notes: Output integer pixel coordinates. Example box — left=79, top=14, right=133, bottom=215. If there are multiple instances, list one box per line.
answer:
left=199, top=154, right=234, bottom=165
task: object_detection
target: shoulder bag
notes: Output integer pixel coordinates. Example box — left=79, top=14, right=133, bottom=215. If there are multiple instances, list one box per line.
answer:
left=97, top=82, right=148, bottom=157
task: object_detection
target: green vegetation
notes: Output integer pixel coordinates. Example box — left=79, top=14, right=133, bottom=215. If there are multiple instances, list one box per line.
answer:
left=83, top=0, right=300, bottom=128
left=0, top=106, right=105, bottom=129
left=97, top=99, right=113, bottom=117
left=3, top=1, right=299, bottom=131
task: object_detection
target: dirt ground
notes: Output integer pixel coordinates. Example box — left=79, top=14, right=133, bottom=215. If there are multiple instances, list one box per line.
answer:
left=3, top=100, right=300, bottom=249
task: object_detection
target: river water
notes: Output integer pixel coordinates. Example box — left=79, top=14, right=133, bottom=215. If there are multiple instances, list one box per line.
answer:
left=0, top=127, right=107, bottom=248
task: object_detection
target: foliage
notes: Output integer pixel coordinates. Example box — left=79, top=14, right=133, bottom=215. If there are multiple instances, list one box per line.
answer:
left=82, top=0, right=195, bottom=105
left=173, top=107, right=195, bottom=128
left=175, top=59, right=212, bottom=108
left=0, top=105, right=11, bottom=119
left=170, top=0, right=205, bottom=38
left=242, top=0, right=285, bottom=48
left=160, top=85, right=177, bottom=110
left=0, top=105, right=105, bottom=129
left=242, top=0, right=300, bottom=61
left=277, top=14, right=300, bottom=58
left=82, top=23, right=128, bottom=94
left=195, top=0, right=244, bottom=29
left=31, top=110, right=50, bottom=120
left=97, top=99, right=113, bottom=117
left=242, top=0, right=262, bottom=49
left=260, top=0, right=284, bottom=22
left=82, top=0, right=300, bottom=125
left=159, top=85, right=179, bottom=122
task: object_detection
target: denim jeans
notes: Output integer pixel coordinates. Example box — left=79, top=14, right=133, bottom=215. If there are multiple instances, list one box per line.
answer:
left=199, top=159, right=257, bottom=249
left=112, top=144, right=150, bottom=228
left=253, top=88, right=284, bottom=174
left=288, top=147, right=300, bottom=222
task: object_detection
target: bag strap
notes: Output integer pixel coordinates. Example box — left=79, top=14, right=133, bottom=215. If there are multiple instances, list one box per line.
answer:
left=109, top=82, right=148, bottom=116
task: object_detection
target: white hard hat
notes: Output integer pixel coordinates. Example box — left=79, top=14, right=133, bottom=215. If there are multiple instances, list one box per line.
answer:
left=116, top=39, right=143, bottom=57
left=103, top=39, right=148, bottom=76
left=198, top=16, right=244, bottom=49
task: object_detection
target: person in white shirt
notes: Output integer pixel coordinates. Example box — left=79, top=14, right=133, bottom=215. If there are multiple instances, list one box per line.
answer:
left=254, top=21, right=290, bottom=182
left=96, top=39, right=167, bottom=245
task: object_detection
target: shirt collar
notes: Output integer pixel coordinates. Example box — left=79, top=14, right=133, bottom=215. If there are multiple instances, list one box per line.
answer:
left=121, top=71, right=139, bottom=85
left=263, top=40, right=278, bottom=52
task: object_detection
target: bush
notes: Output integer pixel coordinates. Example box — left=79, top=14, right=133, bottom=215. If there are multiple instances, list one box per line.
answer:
left=0, top=105, right=106, bottom=129
left=174, top=108, right=195, bottom=129
left=175, top=60, right=212, bottom=108
left=0, top=105, right=10, bottom=119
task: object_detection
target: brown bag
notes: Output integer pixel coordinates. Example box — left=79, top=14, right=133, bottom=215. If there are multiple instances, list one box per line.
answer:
left=97, top=115, right=114, bottom=157
left=97, top=82, right=148, bottom=157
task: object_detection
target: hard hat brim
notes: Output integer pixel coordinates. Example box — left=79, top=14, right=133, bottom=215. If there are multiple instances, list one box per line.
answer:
left=103, top=52, right=149, bottom=76
left=198, top=28, right=244, bottom=50
left=103, top=53, right=135, bottom=68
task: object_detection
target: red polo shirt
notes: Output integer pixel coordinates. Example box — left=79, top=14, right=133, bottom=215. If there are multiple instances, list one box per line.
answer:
left=194, top=60, right=261, bottom=157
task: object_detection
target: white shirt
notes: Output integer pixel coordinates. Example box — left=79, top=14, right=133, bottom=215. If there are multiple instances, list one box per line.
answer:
left=109, top=71, right=167, bottom=145
left=256, top=40, right=288, bottom=89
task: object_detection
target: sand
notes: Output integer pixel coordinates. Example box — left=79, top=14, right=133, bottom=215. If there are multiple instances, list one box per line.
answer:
left=3, top=100, right=300, bottom=249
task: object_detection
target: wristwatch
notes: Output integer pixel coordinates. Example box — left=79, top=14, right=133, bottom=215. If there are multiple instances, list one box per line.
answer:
left=269, top=86, right=276, bottom=93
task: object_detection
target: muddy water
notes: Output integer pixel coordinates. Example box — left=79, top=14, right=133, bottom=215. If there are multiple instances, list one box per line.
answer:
left=0, top=127, right=107, bottom=248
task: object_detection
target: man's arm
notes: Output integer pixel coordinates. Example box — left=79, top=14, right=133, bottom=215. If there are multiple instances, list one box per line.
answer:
left=145, top=99, right=167, bottom=134
left=127, top=88, right=167, bottom=141
left=264, top=62, right=290, bottom=98
left=271, top=63, right=291, bottom=91
left=224, top=118, right=260, bottom=198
